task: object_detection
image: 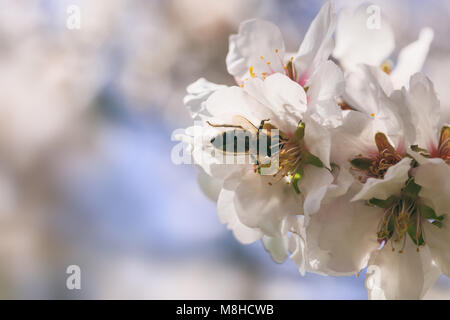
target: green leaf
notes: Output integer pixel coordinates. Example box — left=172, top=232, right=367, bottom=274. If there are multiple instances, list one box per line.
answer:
left=367, top=196, right=398, bottom=209
left=294, top=121, right=305, bottom=141
left=350, top=157, right=373, bottom=170
left=402, top=178, right=421, bottom=199
left=302, top=151, right=324, bottom=168
left=420, top=204, right=438, bottom=220
left=291, top=167, right=304, bottom=195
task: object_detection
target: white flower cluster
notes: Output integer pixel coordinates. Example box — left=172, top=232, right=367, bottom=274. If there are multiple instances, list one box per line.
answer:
left=177, top=2, right=450, bottom=299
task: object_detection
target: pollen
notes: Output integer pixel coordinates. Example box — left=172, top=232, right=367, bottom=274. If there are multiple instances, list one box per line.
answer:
left=260, top=55, right=264, bottom=60
left=275, top=49, right=279, bottom=53
left=266, top=61, right=271, bottom=65
left=249, top=66, right=256, bottom=78
left=370, top=113, right=375, bottom=117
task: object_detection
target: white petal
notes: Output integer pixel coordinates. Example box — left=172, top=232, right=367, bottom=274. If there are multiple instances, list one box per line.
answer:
left=233, top=171, right=302, bottom=237
left=217, top=175, right=262, bottom=244
left=262, top=235, right=288, bottom=263
left=307, top=60, right=344, bottom=103
left=242, top=74, right=307, bottom=131
left=307, top=61, right=345, bottom=127
left=306, top=184, right=382, bottom=276
left=226, top=19, right=285, bottom=81
left=365, top=238, right=441, bottom=300
left=184, top=78, right=226, bottom=119
left=352, top=158, right=412, bottom=202
left=333, top=3, right=395, bottom=70
left=289, top=216, right=308, bottom=276
left=298, top=164, right=334, bottom=217
left=196, top=168, right=223, bottom=202
left=205, top=86, right=273, bottom=125
left=414, top=159, right=450, bottom=214
left=401, top=73, right=441, bottom=151
left=391, top=28, right=434, bottom=89
left=294, top=1, right=336, bottom=84
left=303, top=113, right=332, bottom=169
left=344, top=65, right=393, bottom=116
left=414, top=160, right=450, bottom=276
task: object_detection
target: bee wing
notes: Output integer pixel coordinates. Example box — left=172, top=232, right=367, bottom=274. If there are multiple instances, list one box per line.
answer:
left=231, top=115, right=258, bottom=134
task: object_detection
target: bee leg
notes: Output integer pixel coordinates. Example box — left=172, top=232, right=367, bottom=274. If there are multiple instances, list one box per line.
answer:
left=258, top=119, right=270, bottom=130
left=206, top=121, right=244, bottom=129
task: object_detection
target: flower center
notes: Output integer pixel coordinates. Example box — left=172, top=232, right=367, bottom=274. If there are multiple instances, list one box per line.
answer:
left=256, top=121, right=325, bottom=194
left=368, top=178, right=445, bottom=253
left=350, top=132, right=403, bottom=182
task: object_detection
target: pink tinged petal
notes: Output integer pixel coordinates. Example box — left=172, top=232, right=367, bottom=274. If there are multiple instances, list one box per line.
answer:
left=333, top=3, right=395, bottom=70
left=306, top=184, right=382, bottom=276
left=217, top=176, right=262, bottom=244
left=365, top=238, right=441, bottom=300
left=351, top=158, right=412, bottom=202
left=226, top=19, right=285, bottom=81
left=294, top=1, right=336, bottom=82
left=391, top=28, right=434, bottom=89
left=233, top=172, right=301, bottom=237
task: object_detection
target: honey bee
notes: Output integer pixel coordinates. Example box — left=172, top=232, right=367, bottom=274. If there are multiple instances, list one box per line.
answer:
left=207, top=115, right=286, bottom=164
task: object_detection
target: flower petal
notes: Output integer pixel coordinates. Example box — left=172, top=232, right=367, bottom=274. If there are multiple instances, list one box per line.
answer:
left=352, top=157, right=412, bottom=202
left=233, top=171, right=302, bottom=237
left=303, top=113, right=332, bottom=169
left=226, top=19, right=285, bottom=81
left=401, top=73, right=441, bottom=152
left=414, top=160, right=450, bottom=276
left=306, top=184, right=382, bottom=275
left=365, top=238, right=440, bottom=300
left=242, top=73, right=307, bottom=131
left=262, top=235, right=289, bottom=263
left=217, top=174, right=262, bottom=244
left=294, top=1, right=336, bottom=84
left=184, top=78, right=226, bottom=120
left=391, top=28, right=434, bottom=89
left=307, top=60, right=345, bottom=127
left=298, top=164, right=334, bottom=217
left=333, top=3, right=395, bottom=70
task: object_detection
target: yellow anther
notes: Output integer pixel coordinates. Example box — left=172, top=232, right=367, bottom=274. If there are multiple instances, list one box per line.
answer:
left=249, top=66, right=256, bottom=78
left=370, top=113, right=375, bottom=117
left=275, top=49, right=279, bottom=53
left=260, top=55, right=264, bottom=60
left=266, top=61, right=271, bottom=65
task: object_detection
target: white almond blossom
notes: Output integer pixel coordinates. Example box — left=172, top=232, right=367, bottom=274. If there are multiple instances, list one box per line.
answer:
left=180, top=73, right=341, bottom=242
left=226, top=2, right=335, bottom=88
left=333, top=2, right=434, bottom=89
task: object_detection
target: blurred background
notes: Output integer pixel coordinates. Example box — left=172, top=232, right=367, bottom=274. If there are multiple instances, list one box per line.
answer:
left=0, top=0, right=449, bottom=299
